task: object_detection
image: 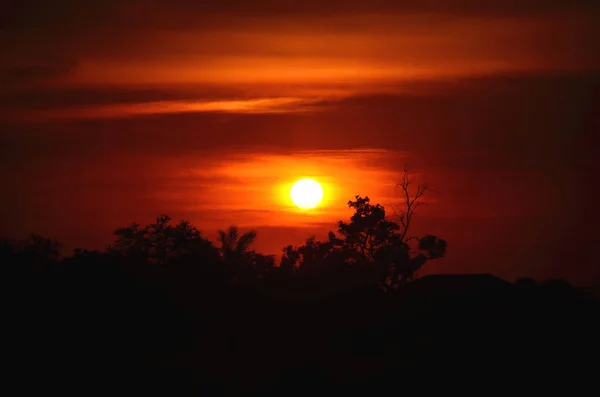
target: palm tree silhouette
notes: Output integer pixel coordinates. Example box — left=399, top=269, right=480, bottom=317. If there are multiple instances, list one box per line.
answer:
left=218, top=226, right=258, bottom=286
left=217, top=226, right=257, bottom=264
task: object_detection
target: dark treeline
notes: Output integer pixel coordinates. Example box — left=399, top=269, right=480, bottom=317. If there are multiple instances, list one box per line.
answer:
left=2, top=171, right=599, bottom=392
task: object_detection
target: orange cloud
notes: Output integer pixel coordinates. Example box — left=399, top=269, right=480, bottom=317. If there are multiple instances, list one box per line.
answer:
left=55, top=12, right=598, bottom=89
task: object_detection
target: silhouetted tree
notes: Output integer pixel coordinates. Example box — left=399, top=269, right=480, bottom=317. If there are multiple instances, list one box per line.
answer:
left=388, top=166, right=447, bottom=285
left=21, top=234, right=61, bottom=263
left=252, top=253, right=276, bottom=279
left=0, top=234, right=61, bottom=273
left=110, top=215, right=216, bottom=265
left=217, top=225, right=261, bottom=285
left=392, top=164, right=429, bottom=242
left=217, top=226, right=256, bottom=262
left=338, top=196, right=400, bottom=262
left=289, top=167, right=446, bottom=290
left=280, top=245, right=300, bottom=276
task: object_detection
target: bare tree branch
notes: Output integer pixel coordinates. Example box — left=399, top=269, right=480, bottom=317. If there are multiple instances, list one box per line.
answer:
left=394, top=165, right=430, bottom=242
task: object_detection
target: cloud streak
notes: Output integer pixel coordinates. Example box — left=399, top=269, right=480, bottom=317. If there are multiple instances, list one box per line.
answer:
left=5, top=97, right=327, bottom=122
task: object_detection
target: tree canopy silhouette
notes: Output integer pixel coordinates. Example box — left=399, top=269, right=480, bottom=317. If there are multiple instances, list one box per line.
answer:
left=1, top=167, right=445, bottom=292
left=283, top=167, right=447, bottom=290
left=109, top=215, right=218, bottom=266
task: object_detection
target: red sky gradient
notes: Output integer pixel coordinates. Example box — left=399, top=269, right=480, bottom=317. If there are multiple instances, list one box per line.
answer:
left=1, top=0, right=599, bottom=284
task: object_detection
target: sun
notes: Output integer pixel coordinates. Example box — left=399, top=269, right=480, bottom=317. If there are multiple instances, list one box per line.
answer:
left=290, top=178, right=324, bottom=210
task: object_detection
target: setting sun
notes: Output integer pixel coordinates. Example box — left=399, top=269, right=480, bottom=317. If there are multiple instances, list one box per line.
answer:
left=290, top=178, right=324, bottom=210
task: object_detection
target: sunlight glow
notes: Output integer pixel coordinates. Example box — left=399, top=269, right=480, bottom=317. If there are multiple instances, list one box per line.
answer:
left=290, top=178, right=324, bottom=210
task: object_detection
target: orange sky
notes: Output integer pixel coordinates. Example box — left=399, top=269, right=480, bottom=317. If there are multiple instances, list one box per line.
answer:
left=1, top=0, right=599, bottom=284
left=59, top=13, right=596, bottom=86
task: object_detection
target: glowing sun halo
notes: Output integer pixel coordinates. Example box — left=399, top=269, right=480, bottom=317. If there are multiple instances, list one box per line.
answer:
left=290, top=178, right=324, bottom=210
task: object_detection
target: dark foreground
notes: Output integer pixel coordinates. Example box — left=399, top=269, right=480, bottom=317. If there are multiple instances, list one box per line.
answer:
left=3, top=265, right=599, bottom=394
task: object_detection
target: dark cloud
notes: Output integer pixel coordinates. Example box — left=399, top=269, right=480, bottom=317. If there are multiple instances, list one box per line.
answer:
left=4, top=0, right=600, bottom=29
left=5, top=70, right=596, bottom=108
left=0, top=85, right=239, bottom=110
left=3, top=1, right=598, bottom=55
